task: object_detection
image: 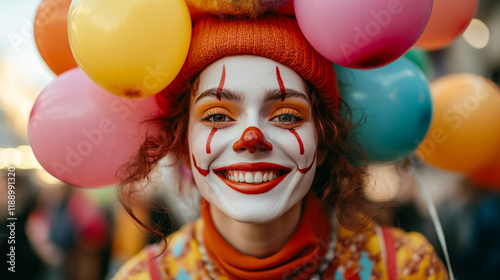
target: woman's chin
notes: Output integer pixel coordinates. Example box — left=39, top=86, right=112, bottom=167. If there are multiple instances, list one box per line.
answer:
left=215, top=199, right=291, bottom=224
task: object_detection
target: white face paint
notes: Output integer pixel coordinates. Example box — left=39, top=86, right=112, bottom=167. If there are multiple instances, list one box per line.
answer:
left=188, top=55, right=318, bottom=223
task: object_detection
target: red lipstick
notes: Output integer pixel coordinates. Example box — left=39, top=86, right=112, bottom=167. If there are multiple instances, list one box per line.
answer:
left=213, top=163, right=291, bottom=195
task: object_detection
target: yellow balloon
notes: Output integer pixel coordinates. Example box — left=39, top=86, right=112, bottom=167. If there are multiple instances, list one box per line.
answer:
left=417, top=74, right=500, bottom=173
left=68, top=0, right=191, bottom=98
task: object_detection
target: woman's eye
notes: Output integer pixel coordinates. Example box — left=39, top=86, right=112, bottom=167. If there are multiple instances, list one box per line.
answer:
left=199, top=108, right=236, bottom=128
left=208, top=114, right=229, bottom=122
left=276, top=114, right=295, bottom=123
left=271, top=111, right=304, bottom=123
left=270, top=109, right=306, bottom=128
left=200, top=109, right=235, bottom=123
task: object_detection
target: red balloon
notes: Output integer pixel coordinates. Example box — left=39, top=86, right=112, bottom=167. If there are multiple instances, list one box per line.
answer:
left=29, top=68, right=161, bottom=187
left=415, top=0, right=479, bottom=50
left=468, top=157, right=500, bottom=190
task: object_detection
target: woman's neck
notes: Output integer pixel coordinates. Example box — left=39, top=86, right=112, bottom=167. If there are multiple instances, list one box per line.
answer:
left=209, top=202, right=302, bottom=258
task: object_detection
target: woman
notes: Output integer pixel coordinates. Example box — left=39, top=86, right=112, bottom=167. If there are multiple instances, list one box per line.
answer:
left=113, top=13, right=448, bottom=280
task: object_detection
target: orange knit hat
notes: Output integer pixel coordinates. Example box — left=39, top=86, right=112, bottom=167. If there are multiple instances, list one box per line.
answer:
left=157, top=14, right=338, bottom=114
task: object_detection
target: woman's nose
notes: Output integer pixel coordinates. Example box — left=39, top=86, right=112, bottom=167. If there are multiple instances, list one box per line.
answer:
left=233, top=126, right=273, bottom=153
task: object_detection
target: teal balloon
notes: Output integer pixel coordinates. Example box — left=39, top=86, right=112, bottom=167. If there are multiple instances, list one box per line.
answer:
left=404, top=48, right=433, bottom=78
left=336, top=57, right=432, bottom=162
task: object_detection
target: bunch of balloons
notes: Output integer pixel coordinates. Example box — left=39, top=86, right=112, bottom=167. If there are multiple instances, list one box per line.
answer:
left=29, top=0, right=191, bottom=187
left=29, top=0, right=487, bottom=188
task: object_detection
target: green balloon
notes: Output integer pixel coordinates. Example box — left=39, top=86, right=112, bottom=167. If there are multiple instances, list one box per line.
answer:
left=404, top=48, right=433, bottom=78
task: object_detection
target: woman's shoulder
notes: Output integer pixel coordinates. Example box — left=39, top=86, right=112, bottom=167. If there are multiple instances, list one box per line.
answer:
left=332, top=224, right=448, bottom=280
left=387, top=227, right=449, bottom=279
left=112, top=219, right=203, bottom=280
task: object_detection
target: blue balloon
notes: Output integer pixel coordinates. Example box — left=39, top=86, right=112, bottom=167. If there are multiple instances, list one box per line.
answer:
left=335, top=57, right=432, bottom=162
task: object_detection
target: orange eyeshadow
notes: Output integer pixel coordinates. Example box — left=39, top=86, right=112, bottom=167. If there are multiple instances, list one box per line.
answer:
left=195, top=100, right=239, bottom=120
left=268, top=99, right=311, bottom=119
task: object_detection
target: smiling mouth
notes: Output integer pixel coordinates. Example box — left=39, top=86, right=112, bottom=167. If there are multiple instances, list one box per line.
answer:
left=213, top=163, right=291, bottom=195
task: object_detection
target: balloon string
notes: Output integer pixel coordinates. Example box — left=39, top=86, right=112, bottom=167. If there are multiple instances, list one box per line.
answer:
left=409, top=156, right=455, bottom=280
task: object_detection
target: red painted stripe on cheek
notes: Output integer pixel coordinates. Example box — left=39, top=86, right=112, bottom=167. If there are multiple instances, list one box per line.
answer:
left=216, top=65, right=226, bottom=101
left=192, top=154, right=209, bottom=177
left=276, top=66, right=286, bottom=101
left=298, top=154, right=316, bottom=174
left=289, top=129, right=304, bottom=155
left=206, top=128, right=217, bottom=154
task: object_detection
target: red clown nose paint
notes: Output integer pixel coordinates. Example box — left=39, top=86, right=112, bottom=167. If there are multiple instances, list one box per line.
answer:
left=289, top=128, right=304, bottom=155
left=233, top=126, right=273, bottom=153
left=206, top=128, right=217, bottom=154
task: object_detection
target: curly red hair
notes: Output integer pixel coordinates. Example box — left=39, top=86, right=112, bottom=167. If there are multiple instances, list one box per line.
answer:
left=117, top=77, right=374, bottom=244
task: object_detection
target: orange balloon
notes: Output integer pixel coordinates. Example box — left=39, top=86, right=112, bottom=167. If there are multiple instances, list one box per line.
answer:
left=34, top=0, right=77, bottom=75
left=415, top=0, right=478, bottom=51
left=417, top=74, right=500, bottom=173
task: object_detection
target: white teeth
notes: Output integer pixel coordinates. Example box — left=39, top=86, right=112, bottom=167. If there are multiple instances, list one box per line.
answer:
left=254, top=172, right=263, bottom=183
left=245, top=172, right=254, bottom=183
left=224, top=171, right=281, bottom=183
left=263, top=172, right=269, bottom=182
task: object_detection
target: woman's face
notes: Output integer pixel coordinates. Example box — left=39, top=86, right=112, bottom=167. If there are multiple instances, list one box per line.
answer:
left=188, top=55, right=318, bottom=223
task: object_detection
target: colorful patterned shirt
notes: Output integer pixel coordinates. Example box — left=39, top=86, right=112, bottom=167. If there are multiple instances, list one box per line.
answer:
left=113, top=218, right=448, bottom=280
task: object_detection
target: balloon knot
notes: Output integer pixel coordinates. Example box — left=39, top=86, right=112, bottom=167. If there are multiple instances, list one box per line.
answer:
left=124, top=90, right=142, bottom=98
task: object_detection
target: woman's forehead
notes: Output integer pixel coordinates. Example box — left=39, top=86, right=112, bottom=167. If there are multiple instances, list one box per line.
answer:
left=195, top=55, right=308, bottom=99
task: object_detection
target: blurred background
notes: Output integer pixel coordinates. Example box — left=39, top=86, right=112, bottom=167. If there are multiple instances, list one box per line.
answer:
left=1, top=0, right=500, bottom=279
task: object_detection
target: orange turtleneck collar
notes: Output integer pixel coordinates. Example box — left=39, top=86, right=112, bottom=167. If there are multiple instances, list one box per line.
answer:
left=201, top=192, right=332, bottom=280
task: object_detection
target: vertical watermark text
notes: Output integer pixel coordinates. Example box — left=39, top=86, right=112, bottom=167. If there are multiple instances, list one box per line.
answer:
left=6, top=167, right=16, bottom=273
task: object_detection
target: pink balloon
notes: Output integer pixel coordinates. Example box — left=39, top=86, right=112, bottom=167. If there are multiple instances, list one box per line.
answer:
left=29, top=68, right=161, bottom=187
left=294, top=0, right=433, bottom=69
